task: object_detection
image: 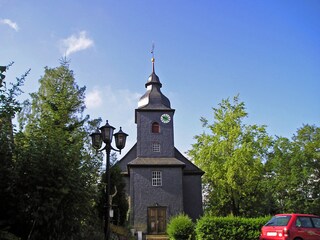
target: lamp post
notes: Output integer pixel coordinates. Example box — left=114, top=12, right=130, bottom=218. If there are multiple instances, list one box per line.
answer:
left=90, top=120, right=128, bottom=240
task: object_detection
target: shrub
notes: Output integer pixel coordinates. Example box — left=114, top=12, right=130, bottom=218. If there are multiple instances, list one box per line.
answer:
left=0, top=230, right=21, bottom=240
left=167, top=214, right=195, bottom=240
left=195, top=215, right=270, bottom=240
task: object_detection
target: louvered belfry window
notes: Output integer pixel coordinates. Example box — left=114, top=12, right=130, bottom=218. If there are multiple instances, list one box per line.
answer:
left=152, top=122, right=160, bottom=133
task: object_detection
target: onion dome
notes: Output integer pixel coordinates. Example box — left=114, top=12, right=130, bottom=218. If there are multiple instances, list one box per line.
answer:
left=138, top=57, right=171, bottom=109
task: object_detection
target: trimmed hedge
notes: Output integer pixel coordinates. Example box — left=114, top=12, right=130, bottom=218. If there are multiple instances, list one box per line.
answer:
left=195, top=215, right=270, bottom=240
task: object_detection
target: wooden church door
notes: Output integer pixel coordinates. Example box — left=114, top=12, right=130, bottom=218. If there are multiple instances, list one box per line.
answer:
left=147, top=207, right=167, bottom=234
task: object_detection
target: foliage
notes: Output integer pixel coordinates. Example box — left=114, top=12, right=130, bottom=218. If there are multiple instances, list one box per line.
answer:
left=188, top=95, right=319, bottom=216
left=0, top=64, right=29, bottom=237
left=0, top=62, right=28, bottom=119
left=110, top=165, right=129, bottom=225
left=0, top=65, right=29, bottom=165
left=188, top=95, right=272, bottom=216
left=264, top=124, right=320, bottom=215
left=195, top=215, right=269, bottom=240
left=11, top=60, right=103, bottom=239
left=97, top=154, right=129, bottom=226
left=0, top=230, right=21, bottom=240
left=167, top=214, right=195, bottom=240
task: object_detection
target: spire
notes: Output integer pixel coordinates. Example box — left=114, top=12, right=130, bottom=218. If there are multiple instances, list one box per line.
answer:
left=151, top=43, right=155, bottom=73
left=137, top=46, right=171, bottom=110
left=145, top=43, right=161, bottom=88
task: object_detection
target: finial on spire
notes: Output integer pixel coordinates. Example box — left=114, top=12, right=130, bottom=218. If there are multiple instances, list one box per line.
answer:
left=151, top=43, right=155, bottom=59
left=151, top=43, right=155, bottom=73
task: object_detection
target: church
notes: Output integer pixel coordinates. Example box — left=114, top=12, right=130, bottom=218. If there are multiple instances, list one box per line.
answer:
left=116, top=56, right=204, bottom=237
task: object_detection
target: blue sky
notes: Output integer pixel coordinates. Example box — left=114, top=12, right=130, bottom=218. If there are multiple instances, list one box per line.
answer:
left=1, top=0, right=319, bottom=156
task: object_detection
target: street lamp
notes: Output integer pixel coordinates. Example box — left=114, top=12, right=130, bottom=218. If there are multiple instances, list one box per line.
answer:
left=90, top=120, right=128, bottom=240
left=0, top=66, right=7, bottom=87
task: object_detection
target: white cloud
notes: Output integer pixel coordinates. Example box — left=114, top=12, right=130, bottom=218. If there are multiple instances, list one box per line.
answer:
left=60, top=31, right=94, bottom=56
left=86, top=86, right=140, bottom=112
left=104, top=86, right=141, bottom=114
left=85, top=88, right=103, bottom=109
left=0, top=18, right=19, bottom=31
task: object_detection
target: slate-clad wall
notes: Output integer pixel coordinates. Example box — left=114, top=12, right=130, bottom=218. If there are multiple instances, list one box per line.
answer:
left=117, top=144, right=137, bottom=173
left=130, top=166, right=183, bottom=232
left=136, top=111, right=174, bottom=158
left=183, top=174, right=203, bottom=220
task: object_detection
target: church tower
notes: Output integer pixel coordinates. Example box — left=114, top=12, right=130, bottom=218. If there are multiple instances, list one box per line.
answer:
left=135, top=57, right=175, bottom=158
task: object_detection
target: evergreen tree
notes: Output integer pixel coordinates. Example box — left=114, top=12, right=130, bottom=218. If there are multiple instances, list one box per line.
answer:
left=0, top=64, right=29, bottom=239
left=13, top=60, right=103, bottom=239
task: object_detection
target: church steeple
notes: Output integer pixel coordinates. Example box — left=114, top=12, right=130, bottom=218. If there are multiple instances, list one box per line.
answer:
left=137, top=56, right=171, bottom=109
left=115, top=52, right=204, bottom=233
left=135, top=53, right=175, bottom=158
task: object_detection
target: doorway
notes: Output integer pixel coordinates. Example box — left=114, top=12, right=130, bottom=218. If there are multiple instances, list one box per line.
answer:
left=147, top=206, right=167, bottom=234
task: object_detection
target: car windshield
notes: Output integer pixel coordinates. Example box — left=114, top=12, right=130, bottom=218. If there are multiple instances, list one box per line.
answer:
left=265, top=216, right=291, bottom=226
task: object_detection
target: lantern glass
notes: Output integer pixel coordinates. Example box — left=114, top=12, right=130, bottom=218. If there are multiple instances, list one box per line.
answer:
left=100, top=120, right=115, bottom=144
left=114, top=127, right=128, bottom=150
left=90, top=130, right=102, bottom=149
left=0, top=66, right=6, bottom=72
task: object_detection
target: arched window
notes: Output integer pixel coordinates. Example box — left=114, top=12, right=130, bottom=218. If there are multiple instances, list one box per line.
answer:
left=152, top=122, right=160, bottom=133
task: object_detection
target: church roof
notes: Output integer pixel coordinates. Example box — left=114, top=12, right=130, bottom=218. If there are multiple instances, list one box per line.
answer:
left=137, top=58, right=171, bottom=110
left=116, top=145, right=204, bottom=176
left=128, top=157, right=185, bottom=167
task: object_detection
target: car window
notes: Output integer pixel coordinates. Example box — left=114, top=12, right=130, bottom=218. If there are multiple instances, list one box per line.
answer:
left=311, top=217, right=320, bottom=228
left=265, top=216, right=291, bottom=226
left=296, top=217, right=313, bottom=228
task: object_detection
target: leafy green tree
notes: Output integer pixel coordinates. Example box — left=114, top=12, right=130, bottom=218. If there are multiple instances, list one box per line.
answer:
left=264, top=136, right=296, bottom=213
left=295, top=125, right=320, bottom=214
left=188, top=96, right=272, bottom=216
left=265, top=125, right=320, bottom=214
left=13, top=60, right=103, bottom=239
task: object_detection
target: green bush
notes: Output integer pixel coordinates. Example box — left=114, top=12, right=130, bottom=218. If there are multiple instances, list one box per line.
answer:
left=195, top=215, right=270, bottom=240
left=167, top=214, right=195, bottom=240
left=0, top=230, right=21, bottom=240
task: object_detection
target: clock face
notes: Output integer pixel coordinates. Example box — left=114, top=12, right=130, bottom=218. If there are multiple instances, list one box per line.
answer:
left=160, top=114, right=171, bottom=123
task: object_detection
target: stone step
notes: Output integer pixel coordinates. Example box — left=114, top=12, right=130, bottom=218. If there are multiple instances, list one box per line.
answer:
left=146, top=235, right=169, bottom=240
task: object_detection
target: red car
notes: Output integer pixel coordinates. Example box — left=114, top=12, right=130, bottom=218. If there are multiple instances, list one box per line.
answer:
left=260, top=213, right=320, bottom=240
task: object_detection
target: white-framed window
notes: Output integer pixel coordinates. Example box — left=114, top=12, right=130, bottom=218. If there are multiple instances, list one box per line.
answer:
left=152, top=171, right=162, bottom=186
left=152, top=143, right=161, bottom=152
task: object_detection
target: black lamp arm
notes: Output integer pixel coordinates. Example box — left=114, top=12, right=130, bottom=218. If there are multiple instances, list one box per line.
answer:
left=99, top=145, right=121, bottom=154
